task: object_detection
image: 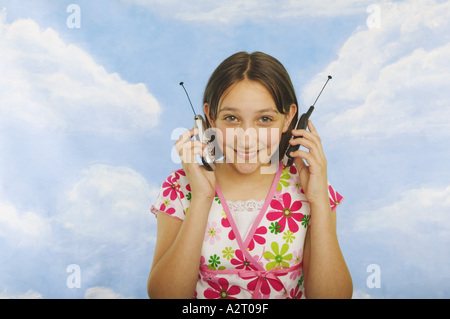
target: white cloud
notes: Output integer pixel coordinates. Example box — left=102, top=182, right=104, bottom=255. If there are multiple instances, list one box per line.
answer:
left=121, top=0, right=373, bottom=24
left=84, top=286, right=132, bottom=299
left=353, top=185, right=450, bottom=237
left=0, top=9, right=161, bottom=135
left=57, top=164, right=158, bottom=244
left=0, top=289, right=44, bottom=299
left=348, top=184, right=450, bottom=298
left=351, top=289, right=374, bottom=299
left=303, top=0, right=450, bottom=141
left=0, top=202, right=51, bottom=247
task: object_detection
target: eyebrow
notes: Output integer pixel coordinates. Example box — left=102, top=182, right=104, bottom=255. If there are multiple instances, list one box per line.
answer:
left=218, top=106, right=279, bottom=114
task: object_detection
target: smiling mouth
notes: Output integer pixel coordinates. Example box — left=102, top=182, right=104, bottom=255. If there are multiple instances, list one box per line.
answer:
left=234, top=149, right=260, bottom=160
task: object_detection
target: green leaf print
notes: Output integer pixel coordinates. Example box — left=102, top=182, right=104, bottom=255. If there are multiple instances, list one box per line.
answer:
left=283, top=230, right=295, bottom=243
left=276, top=167, right=291, bottom=191
left=301, top=215, right=310, bottom=228
left=222, top=247, right=235, bottom=260
left=269, top=222, right=281, bottom=234
left=208, top=254, right=221, bottom=268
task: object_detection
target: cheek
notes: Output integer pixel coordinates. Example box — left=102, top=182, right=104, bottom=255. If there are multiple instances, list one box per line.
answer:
left=213, top=127, right=229, bottom=151
left=258, top=128, right=281, bottom=150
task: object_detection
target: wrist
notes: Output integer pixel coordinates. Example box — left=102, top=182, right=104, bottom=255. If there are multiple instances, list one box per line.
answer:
left=308, top=195, right=331, bottom=214
left=189, top=194, right=214, bottom=213
left=191, top=191, right=216, bottom=202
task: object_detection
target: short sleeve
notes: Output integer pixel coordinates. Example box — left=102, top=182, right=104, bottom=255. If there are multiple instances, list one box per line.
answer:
left=328, top=184, right=344, bottom=212
left=150, top=169, right=191, bottom=221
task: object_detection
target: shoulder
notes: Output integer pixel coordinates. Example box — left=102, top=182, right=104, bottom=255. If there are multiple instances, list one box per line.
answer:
left=278, top=164, right=344, bottom=211
left=160, top=168, right=193, bottom=200
left=151, top=168, right=193, bottom=220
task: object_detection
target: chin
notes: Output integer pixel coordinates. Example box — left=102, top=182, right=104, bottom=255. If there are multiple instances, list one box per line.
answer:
left=231, top=162, right=261, bottom=175
left=220, top=146, right=276, bottom=175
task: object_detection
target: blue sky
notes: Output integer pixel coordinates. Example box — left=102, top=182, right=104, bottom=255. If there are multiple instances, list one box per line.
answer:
left=0, top=0, right=449, bottom=298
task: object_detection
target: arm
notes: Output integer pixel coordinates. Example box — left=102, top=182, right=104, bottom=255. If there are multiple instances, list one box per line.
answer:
left=147, top=128, right=216, bottom=298
left=147, top=196, right=213, bottom=298
left=289, top=121, right=352, bottom=298
left=302, top=205, right=353, bottom=298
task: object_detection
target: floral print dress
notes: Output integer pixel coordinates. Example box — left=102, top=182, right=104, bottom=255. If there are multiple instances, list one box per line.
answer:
left=150, top=162, right=343, bottom=299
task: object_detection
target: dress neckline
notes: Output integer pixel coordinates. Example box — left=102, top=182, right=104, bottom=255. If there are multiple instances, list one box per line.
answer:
left=226, top=199, right=265, bottom=213
left=215, top=162, right=283, bottom=250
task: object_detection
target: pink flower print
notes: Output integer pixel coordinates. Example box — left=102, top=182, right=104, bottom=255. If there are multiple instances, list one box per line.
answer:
left=267, top=193, right=304, bottom=233
left=201, top=269, right=220, bottom=283
left=287, top=285, right=303, bottom=299
left=162, top=175, right=184, bottom=200
left=204, top=221, right=221, bottom=245
left=230, top=250, right=258, bottom=271
left=275, top=289, right=289, bottom=299
left=157, top=203, right=175, bottom=216
left=288, top=165, right=297, bottom=175
left=329, top=185, right=343, bottom=211
left=221, top=215, right=236, bottom=241
left=288, top=249, right=303, bottom=280
left=246, top=226, right=267, bottom=251
left=290, top=249, right=303, bottom=266
left=245, top=272, right=284, bottom=296
left=173, top=168, right=186, bottom=181
left=204, top=278, right=241, bottom=299
left=292, top=175, right=303, bottom=194
left=289, top=266, right=302, bottom=281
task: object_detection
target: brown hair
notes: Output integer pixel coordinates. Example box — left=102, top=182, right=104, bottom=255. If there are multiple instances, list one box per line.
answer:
left=203, top=51, right=298, bottom=161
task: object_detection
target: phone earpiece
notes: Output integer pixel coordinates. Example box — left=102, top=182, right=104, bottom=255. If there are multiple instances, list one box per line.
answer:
left=194, top=115, right=215, bottom=171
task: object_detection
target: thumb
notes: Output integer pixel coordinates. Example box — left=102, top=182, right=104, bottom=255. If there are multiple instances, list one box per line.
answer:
left=294, top=156, right=307, bottom=172
left=293, top=157, right=309, bottom=192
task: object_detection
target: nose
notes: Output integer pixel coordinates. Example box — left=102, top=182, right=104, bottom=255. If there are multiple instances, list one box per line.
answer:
left=235, top=126, right=258, bottom=151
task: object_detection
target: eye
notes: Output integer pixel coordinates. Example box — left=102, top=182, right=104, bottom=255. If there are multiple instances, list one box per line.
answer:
left=259, top=116, right=273, bottom=123
left=224, top=115, right=238, bottom=122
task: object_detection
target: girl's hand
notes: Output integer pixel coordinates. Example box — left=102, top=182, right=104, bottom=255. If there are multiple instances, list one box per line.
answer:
left=289, top=121, right=329, bottom=206
left=175, top=128, right=216, bottom=200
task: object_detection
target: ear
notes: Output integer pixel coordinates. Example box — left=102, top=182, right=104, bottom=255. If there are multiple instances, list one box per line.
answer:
left=203, top=103, right=215, bottom=127
left=282, top=104, right=297, bottom=133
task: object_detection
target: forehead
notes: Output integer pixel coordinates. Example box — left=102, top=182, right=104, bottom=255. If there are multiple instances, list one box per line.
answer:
left=218, top=79, right=277, bottom=113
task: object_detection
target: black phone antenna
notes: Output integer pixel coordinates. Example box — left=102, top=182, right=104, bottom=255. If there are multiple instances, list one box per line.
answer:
left=179, top=82, right=196, bottom=116
left=311, top=75, right=332, bottom=108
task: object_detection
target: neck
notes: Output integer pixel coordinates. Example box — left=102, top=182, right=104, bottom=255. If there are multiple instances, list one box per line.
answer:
left=214, top=162, right=280, bottom=201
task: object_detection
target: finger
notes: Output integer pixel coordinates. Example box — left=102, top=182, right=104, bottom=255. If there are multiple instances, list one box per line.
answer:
left=179, top=140, right=204, bottom=163
left=291, top=128, right=318, bottom=142
left=291, top=124, right=324, bottom=158
left=290, top=148, right=327, bottom=176
left=307, top=121, right=326, bottom=159
left=292, top=153, right=309, bottom=187
left=175, top=128, right=197, bottom=152
left=290, top=149, right=314, bottom=166
left=179, top=139, right=204, bottom=156
left=307, top=120, right=318, bottom=136
left=289, top=133, right=322, bottom=158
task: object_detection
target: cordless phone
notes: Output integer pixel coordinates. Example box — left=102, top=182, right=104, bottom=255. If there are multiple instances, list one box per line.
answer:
left=179, top=82, right=216, bottom=171
left=285, top=75, right=332, bottom=166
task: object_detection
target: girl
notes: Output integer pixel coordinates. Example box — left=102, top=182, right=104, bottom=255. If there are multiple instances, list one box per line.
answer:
left=148, top=51, right=352, bottom=299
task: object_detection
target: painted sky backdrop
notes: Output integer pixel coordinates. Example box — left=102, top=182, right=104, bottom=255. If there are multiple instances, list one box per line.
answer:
left=0, top=0, right=449, bottom=298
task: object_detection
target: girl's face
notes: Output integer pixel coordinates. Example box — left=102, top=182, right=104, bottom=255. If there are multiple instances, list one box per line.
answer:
left=205, top=79, right=296, bottom=175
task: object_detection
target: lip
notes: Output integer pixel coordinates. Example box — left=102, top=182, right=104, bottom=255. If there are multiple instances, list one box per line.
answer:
left=234, top=149, right=260, bottom=161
